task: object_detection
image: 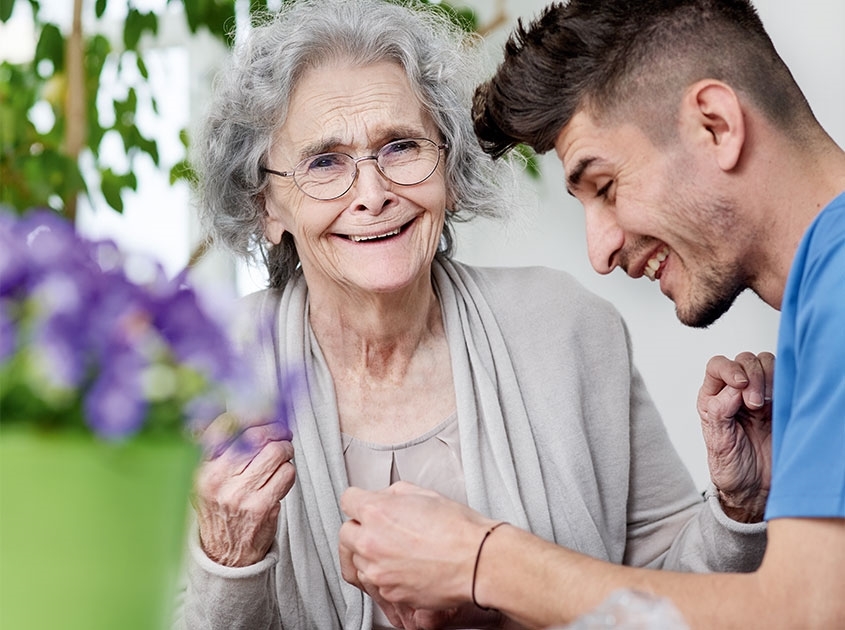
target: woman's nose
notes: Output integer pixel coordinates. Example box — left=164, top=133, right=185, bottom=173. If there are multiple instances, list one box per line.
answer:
left=348, top=159, right=393, bottom=213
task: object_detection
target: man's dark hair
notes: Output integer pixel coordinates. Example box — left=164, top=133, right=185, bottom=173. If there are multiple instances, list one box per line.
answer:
left=473, top=0, right=815, bottom=158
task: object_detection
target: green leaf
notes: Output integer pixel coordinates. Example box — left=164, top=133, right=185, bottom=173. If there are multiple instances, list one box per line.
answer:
left=15, top=150, right=82, bottom=212
left=0, top=0, right=14, bottom=23
left=124, top=9, right=142, bottom=51
left=417, top=1, right=477, bottom=33
left=118, top=170, right=138, bottom=191
left=113, top=114, right=160, bottom=167
left=206, top=1, right=237, bottom=47
left=86, top=33, right=111, bottom=64
left=248, top=0, right=269, bottom=23
left=124, top=9, right=158, bottom=51
left=83, top=36, right=110, bottom=154
left=126, top=87, right=138, bottom=112
left=61, top=157, right=87, bottom=199
left=169, top=159, right=195, bottom=185
left=34, top=23, right=65, bottom=73
left=132, top=130, right=159, bottom=166
left=136, top=55, right=149, bottom=80
left=101, top=168, right=125, bottom=213
left=86, top=114, right=106, bottom=154
left=511, top=144, right=541, bottom=180
left=182, top=0, right=203, bottom=34
left=94, top=0, right=107, bottom=19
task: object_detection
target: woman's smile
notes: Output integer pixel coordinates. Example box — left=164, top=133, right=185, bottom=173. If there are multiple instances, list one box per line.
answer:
left=339, top=218, right=413, bottom=243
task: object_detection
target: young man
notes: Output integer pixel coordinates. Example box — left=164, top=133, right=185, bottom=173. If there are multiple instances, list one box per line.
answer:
left=338, top=1, right=845, bottom=627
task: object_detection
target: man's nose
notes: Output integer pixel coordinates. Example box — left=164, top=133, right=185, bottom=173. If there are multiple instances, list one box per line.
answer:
left=584, top=205, right=624, bottom=275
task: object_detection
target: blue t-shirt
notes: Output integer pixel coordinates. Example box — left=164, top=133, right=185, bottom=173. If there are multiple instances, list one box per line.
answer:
left=765, top=191, right=845, bottom=520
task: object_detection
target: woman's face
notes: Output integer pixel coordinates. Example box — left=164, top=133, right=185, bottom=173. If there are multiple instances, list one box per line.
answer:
left=263, top=61, right=448, bottom=300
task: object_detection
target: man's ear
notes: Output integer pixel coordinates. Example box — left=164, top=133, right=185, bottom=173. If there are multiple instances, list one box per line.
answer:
left=681, top=79, right=745, bottom=172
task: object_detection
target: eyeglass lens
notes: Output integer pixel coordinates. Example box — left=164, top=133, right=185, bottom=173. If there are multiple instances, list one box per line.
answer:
left=295, top=138, right=443, bottom=200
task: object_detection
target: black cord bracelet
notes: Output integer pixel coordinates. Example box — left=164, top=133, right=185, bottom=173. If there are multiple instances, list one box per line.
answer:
left=471, top=521, right=508, bottom=611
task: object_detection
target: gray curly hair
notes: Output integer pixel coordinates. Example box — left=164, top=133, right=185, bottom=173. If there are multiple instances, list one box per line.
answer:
left=192, top=0, right=517, bottom=288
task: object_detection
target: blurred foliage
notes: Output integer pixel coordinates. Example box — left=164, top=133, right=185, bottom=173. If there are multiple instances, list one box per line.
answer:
left=0, top=0, right=535, bottom=227
left=0, top=0, right=252, bottom=220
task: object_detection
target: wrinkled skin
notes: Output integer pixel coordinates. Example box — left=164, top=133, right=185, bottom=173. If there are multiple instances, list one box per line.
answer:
left=697, top=351, right=774, bottom=523
left=193, top=414, right=296, bottom=566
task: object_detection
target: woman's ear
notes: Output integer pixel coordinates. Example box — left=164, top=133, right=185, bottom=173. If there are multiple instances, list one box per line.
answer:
left=262, top=195, right=287, bottom=245
left=681, top=79, right=746, bottom=172
left=264, top=215, right=286, bottom=245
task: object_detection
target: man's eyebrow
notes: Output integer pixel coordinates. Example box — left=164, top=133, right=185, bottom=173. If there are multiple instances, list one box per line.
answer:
left=566, top=156, right=597, bottom=191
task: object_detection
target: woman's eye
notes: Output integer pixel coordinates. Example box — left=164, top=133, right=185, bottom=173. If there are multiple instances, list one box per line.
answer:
left=384, top=139, right=419, bottom=155
left=308, top=154, right=346, bottom=171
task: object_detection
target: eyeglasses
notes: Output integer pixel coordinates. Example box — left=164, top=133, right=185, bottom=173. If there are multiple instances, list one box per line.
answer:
left=262, top=137, right=448, bottom=201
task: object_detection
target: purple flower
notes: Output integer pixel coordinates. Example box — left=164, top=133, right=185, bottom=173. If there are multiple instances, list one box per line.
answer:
left=83, top=358, right=148, bottom=439
left=26, top=273, right=93, bottom=388
left=0, top=207, right=298, bottom=443
left=154, top=288, right=234, bottom=379
left=0, top=220, right=29, bottom=297
left=0, top=302, right=14, bottom=361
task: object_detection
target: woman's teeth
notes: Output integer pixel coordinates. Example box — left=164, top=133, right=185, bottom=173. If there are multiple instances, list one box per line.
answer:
left=348, top=227, right=401, bottom=242
left=644, top=247, right=669, bottom=281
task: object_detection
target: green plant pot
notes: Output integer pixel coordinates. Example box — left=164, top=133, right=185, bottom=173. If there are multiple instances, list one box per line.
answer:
left=0, top=428, right=199, bottom=630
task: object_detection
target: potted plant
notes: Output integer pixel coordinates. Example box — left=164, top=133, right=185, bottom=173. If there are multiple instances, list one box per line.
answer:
left=0, top=208, right=290, bottom=630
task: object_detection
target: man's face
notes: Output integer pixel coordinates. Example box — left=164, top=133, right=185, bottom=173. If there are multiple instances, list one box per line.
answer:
left=554, top=109, right=750, bottom=328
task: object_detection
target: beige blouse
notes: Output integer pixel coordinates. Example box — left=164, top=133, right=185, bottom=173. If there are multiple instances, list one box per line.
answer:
left=342, top=412, right=466, bottom=628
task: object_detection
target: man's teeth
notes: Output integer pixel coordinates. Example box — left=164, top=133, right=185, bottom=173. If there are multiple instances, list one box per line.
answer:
left=349, top=227, right=401, bottom=242
left=644, top=248, right=669, bottom=281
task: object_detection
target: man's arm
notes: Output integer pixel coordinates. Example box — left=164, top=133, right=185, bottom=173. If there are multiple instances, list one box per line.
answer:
left=475, top=517, right=844, bottom=629
left=339, top=485, right=844, bottom=629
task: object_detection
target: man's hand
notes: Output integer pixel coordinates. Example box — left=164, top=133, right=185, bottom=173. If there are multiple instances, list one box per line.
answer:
left=193, top=413, right=296, bottom=566
left=339, top=482, right=497, bottom=611
left=696, top=352, right=774, bottom=522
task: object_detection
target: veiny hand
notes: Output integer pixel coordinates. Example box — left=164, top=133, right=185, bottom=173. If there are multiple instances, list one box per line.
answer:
left=696, top=352, right=774, bottom=522
left=193, top=413, right=296, bottom=566
left=339, top=481, right=498, bottom=612
left=385, top=603, right=503, bottom=630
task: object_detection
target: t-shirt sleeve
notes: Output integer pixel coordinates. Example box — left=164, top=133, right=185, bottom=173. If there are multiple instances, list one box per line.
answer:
left=766, top=197, right=845, bottom=519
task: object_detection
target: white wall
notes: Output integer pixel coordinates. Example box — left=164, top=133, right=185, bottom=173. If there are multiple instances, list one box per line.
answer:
left=455, top=0, right=845, bottom=489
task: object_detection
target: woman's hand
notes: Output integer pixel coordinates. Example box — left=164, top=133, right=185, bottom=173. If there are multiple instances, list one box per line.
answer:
left=193, top=413, right=296, bottom=566
left=375, top=600, right=505, bottom=630
left=696, top=352, right=774, bottom=523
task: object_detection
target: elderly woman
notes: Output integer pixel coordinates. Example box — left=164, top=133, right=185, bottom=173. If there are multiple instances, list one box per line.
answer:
left=174, top=0, right=768, bottom=628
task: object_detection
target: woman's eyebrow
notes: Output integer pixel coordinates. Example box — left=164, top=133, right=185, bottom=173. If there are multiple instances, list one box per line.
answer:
left=297, top=137, right=344, bottom=160
left=296, top=125, right=431, bottom=159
